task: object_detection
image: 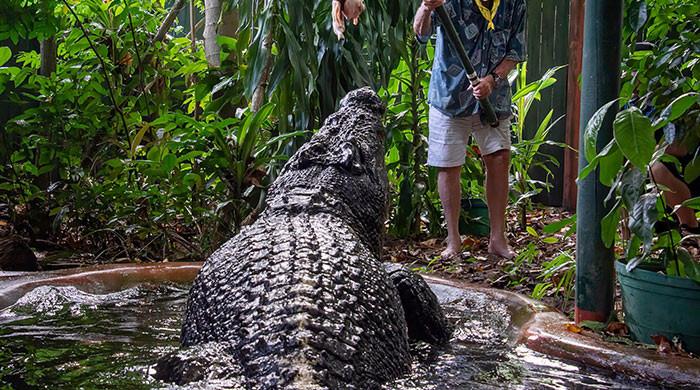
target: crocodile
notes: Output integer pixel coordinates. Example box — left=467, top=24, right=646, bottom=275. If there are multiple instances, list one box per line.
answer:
left=154, top=87, right=451, bottom=388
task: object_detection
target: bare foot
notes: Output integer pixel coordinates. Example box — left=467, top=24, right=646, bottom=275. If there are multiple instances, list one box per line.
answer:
left=440, top=248, right=461, bottom=260
left=488, top=235, right=515, bottom=259
left=440, top=239, right=462, bottom=260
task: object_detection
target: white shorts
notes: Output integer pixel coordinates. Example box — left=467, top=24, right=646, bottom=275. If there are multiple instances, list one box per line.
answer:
left=427, top=106, right=512, bottom=168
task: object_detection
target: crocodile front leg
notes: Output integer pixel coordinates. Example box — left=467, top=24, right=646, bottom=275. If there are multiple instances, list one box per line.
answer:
left=384, top=264, right=452, bottom=345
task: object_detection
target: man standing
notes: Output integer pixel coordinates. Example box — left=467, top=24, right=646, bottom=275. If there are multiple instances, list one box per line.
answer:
left=414, top=0, right=526, bottom=259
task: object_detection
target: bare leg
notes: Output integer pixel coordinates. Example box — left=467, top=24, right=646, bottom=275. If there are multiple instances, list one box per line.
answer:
left=482, top=149, right=515, bottom=259
left=437, top=166, right=462, bottom=258
left=651, top=162, right=698, bottom=228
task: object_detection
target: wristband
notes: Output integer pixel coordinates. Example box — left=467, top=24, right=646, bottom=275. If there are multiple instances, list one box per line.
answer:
left=490, top=71, right=504, bottom=86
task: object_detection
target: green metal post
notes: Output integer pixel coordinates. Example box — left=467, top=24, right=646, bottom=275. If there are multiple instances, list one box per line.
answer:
left=575, top=0, right=623, bottom=323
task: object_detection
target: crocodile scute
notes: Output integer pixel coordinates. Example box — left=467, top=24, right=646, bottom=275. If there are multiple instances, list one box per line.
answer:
left=154, top=87, right=450, bottom=389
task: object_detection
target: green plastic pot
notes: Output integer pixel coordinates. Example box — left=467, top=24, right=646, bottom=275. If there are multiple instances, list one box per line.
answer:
left=459, top=198, right=490, bottom=237
left=615, top=260, right=700, bottom=354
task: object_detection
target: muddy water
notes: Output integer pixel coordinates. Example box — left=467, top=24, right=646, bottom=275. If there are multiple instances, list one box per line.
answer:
left=0, top=282, right=657, bottom=389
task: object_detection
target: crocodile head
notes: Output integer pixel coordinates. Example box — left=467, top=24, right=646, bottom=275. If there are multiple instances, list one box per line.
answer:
left=265, top=87, right=388, bottom=254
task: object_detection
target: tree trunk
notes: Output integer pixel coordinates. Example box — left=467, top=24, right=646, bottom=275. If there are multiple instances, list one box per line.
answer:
left=203, top=1, right=240, bottom=68
left=203, top=0, right=222, bottom=67
left=189, top=0, right=197, bottom=54
left=38, top=36, right=58, bottom=187
left=39, top=37, right=56, bottom=76
left=139, top=0, right=187, bottom=72
left=153, top=0, right=187, bottom=45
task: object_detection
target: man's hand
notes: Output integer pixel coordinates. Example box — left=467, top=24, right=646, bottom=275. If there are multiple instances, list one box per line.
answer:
left=472, top=75, right=496, bottom=100
left=422, top=0, right=445, bottom=11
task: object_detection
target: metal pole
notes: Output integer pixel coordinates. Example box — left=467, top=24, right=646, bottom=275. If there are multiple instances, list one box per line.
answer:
left=434, top=6, right=499, bottom=127
left=575, top=0, right=623, bottom=323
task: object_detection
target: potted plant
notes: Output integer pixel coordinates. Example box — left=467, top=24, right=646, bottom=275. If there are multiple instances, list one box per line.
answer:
left=580, top=89, right=700, bottom=353
left=577, top=0, right=700, bottom=352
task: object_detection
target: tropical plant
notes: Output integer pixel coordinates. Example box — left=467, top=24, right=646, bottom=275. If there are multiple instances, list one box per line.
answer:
left=0, top=0, right=304, bottom=261
left=576, top=0, right=700, bottom=280
left=531, top=251, right=576, bottom=304
left=509, top=63, right=567, bottom=229
left=579, top=92, right=700, bottom=281
left=222, top=0, right=420, bottom=132
left=381, top=39, right=438, bottom=238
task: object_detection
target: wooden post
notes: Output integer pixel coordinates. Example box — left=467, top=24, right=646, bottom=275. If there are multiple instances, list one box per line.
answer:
left=562, top=0, right=585, bottom=210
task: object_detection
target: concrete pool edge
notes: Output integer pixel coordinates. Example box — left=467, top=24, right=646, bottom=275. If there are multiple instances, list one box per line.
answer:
left=423, top=274, right=700, bottom=388
left=1, top=263, right=698, bottom=387
left=0, top=262, right=202, bottom=310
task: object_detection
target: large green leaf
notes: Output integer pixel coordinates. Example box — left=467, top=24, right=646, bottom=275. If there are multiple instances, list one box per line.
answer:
left=578, top=139, right=618, bottom=182
left=683, top=153, right=700, bottom=183
left=680, top=196, right=700, bottom=210
left=584, top=99, right=619, bottom=163
left=598, top=147, right=623, bottom=187
left=0, top=46, right=10, bottom=66
left=620, top=167, right=645, bottom=209
left=678, top=247, right=700, bottom=282
left=628, top=193, right=659, bottom=253
left=601, top=200, right=621, bottom=248
left=613, top=107, right=655, bottom=169
left=627, top=0, right=648, bottom=33
left=652, top=92, right=700, bottom=130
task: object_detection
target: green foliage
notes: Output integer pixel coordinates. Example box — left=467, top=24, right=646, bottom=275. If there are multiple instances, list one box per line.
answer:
left=510, top=63, right=567, bottom=229
left=574, top=0, right=700, bottom=282
left=0, top=0, right=62, bottom=43
left=532, top=251, right=576, bottom=304
left=226, top=0, right=419, bottom=131
left=381, top=40, right=438, bottom=238
left=0, top=47, right=10, bottom=66
left=613, top=107, right=655, bottom=169
left=622, top=0, right=700, bottom=138
left=0, top=0, right=302, bottom=261
left=580, top=95, right=699, bottom=281
left=0, top=0, right=570, bottom=260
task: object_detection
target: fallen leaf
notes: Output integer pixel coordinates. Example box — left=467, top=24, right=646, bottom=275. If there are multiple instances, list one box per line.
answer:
left=565, top=323, right=582, bottom=334
left=606, top=322, right=629, bottom=336
left=420, top=238, right=441, bottom=248
left=651, top=335, right=673, bottom=354
left=461, top=236, right=478, bottom=248
left=119, top=52, right=133, bottom=66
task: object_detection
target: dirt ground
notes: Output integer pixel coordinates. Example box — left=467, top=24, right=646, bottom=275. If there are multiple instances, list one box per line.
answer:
left=384, top=204, right=700, bottom=323
left=383, top=207, right=578, bottom=315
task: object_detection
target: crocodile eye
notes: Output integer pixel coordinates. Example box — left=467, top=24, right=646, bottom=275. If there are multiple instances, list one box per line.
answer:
left=338, top=141, right=365, bottom=175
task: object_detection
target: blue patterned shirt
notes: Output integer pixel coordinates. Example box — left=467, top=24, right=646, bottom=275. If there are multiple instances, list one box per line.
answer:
left=418, top=0, right=527, bottom=118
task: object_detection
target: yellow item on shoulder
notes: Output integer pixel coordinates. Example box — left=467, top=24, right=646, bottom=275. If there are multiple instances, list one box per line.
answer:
left=474, top=0, right=501, bottom=30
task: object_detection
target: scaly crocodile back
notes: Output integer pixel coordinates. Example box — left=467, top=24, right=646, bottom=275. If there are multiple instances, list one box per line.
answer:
left=176, top=88, right=412, bottom=388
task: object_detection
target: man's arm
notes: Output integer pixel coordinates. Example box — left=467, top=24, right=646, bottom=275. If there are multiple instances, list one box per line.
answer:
left=473, top=59, right=518, bottom=100
left=414, top=0, right=444, bottom=40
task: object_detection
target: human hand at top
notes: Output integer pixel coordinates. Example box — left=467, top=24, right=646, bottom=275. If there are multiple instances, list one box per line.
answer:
left=333, top=0, right=366, bottom=40
left=422, top=0, right=445, bottom=11
left=342, top=0, right=366, bottom=23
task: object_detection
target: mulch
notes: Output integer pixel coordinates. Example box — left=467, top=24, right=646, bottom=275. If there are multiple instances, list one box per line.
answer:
left=383, top=207, right=578, bottom=315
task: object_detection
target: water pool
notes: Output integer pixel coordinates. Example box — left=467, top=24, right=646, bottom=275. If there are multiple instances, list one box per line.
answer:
left=0, top=280, right=660, bottom=389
